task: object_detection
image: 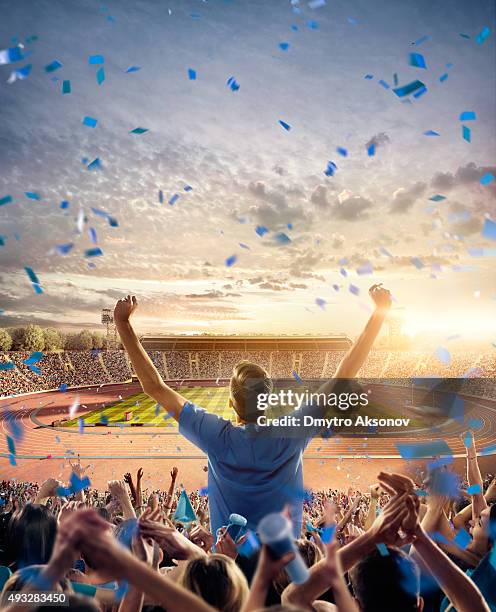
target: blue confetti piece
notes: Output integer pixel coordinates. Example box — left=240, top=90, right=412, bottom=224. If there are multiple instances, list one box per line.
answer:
left=0, top=362, right=15, bottom=370
left=463, top=432, right=473, bottom=448
left=225, top=255, right=237, bottom=267
left=184, top=185, right=193, bottom=192
left=59, top=383, right=68, bottom=392
left=87, top=158, right=101, bottom=171
left=409, top=52, right=427, bottom=69
left=255, top=225, right=269, bottom=237
left=439, top=73, right=448, bottom=83
left=0, top=46, right=24, bottom=64
left=7, top=64, right=32, bottom=83
left=88, top=228, right=97, bottom=244
left=449, top=396, right=464, bottom=423
left=315, top=297, right=326, bottom=310
left=0, top=195, right=12, bottom=206
left=429, top=194, right=446, bottom=202
left=226, top=76, right=240, bottom=92
left=462, top=125, right=471, bottom=142
left=453, top=528, right=472, bottom=549
left=45, top=60, right=62, bottom=73
left=357, top=263, right=373, bottom=275
left=467, top=418, right=483, bottom=429
left=393, top=80, right=426, bottom=97
left=279, top=120, right=291, bottom=131
left=24, top=352, right=43, bottom=365
left=349, top=284, right=359, bottom=295
left=83, top=116, right=98, bottom=128
left=367, top=143, right=376, bottom=156
left=467, top=484, right=482, bottom=495
left=130, top=127, right=149, bottom=134
left=158, top=190, right=164, bottom=204
left=429, top=470, right=461, bottom=499
left=279, top=42, right=290, bottom=51
left=332, top=284, right=340, bottom=291
left=459, top=111, right=476, bottom=121
left=60, top=200, right=69, bottom=209
left=292, top=370, right=303, bottom=384
left=378, top=79, right=390, bottom=89
left=308, top=0, right=326, bottom=8
left=307, top=20, right=319, bottom=29
left=424, top=130, right=440, bottom=136
left=435, top=347, right=450, bottom=365
left=126, top=65, right=141, bottom=73
left=321, top=524, right=336, bottom=543
left=274, top=232, right=291, bottom=244
left=413, top=35, right=429, bottom=46
left=336, top=147, right=348, bottom=157
left=364, top=74, right=373, bottom=79
left=62, top=80, right=71, bottom=94
left=96, top=67, right=105, bottom=85
left=24, top=267, right=43, bottom=293
left=78, top=417, right=84, bottom=434
left=88, top=54, right=104, bottom=64
left=239, top=243, right=250, bottom=250
left=376, top=543, right=389, bottom=556
left=411, top=257, right=424, bottom=269
left=475, top=26, right=490, bottom=45
left=169, top=193, right=179, bottom=206
left=396, top=440, right=453, bottom=459
left=6, top=435, right=15, bottom=455
left=324, top=161, right=337, bottom=176
left=188, top=68, right=196, bottom=80
left=480, top=172, right=494, bottom=186
left=482, top=219, right=496, bottom=241
left=25, top=192, right=41, bottom=200
left=84, top=247, right=103, bottom=257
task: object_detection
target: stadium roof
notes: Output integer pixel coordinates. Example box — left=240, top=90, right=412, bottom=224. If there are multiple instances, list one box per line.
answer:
left=140, top=335, right=352, bottom=351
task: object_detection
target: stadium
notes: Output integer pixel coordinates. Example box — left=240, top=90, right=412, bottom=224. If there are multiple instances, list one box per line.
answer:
left=2, top=335, right=495, bottom=491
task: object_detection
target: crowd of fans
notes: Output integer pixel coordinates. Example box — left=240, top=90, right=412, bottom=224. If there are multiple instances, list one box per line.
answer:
left=0, top=433, right=494, bottom=611
left=1, top=349, right=495, bottom=399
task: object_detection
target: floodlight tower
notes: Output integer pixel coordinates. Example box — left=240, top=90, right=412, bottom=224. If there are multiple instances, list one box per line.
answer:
left=101, top=308, right=116, bottom=350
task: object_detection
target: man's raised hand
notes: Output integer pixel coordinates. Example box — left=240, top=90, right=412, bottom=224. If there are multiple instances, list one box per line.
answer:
left=114, top=295, right=138, bottom=325
left=369, top=284, right=392, bottom=312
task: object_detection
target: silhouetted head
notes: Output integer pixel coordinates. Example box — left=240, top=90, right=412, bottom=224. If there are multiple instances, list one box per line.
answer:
left=229, top=360, right=272, bottom=423
left=350, top=547, right=423, bottom=611
left=8, top=504, right=57, bottom=568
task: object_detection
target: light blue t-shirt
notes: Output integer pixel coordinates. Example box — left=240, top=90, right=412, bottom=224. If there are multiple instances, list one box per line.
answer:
left=179, top=402, right=313, bottom=537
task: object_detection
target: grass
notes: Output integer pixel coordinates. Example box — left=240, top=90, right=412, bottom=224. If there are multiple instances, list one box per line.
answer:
left=63, top=386, right=233, bottom=428
left=63, top=384, right=428, bottom=430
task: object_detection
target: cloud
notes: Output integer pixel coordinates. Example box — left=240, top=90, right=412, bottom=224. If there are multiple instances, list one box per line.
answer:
left=390, top=181, right=427, bottom=214
left=365, top=132, right=390, bottom=151
left=310, top=185, right=329, bottom=208
left=330, top=233, right=346, bottom=249
left=185, top=290, right=242, bottom=299
left=431, top=162, right=496, bottom=192
left=332, top=195, right=374, bottom=221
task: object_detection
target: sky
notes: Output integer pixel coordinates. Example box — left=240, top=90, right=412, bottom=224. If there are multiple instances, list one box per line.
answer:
left=0, top=0, right=495, bottom=345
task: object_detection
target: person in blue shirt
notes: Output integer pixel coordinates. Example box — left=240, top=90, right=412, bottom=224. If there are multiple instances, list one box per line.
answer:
left=114, top=284, right=391, bottom=537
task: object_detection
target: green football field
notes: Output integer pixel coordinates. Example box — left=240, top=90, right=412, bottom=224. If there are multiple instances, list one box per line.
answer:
left=63, top=386, right=233, bottom=428
left=63, top=384, right=428, bottom=429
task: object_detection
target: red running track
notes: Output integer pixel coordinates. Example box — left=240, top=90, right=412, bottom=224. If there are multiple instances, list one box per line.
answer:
left=1, top=382, right=495, bottom=491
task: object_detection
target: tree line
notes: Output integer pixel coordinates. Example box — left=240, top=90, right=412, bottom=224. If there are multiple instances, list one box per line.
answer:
left=0, top=325, right=110, bottom=352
